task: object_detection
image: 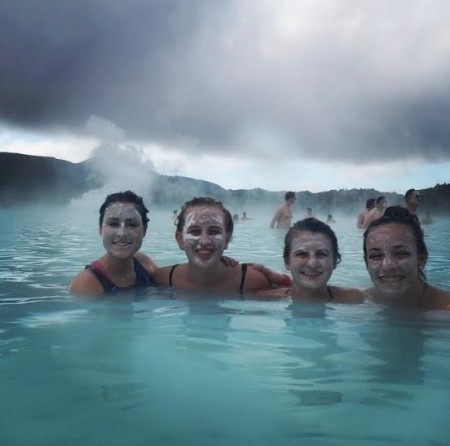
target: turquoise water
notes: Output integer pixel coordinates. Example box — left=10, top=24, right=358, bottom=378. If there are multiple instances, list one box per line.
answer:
left=1, top=205, right=450, bottom=445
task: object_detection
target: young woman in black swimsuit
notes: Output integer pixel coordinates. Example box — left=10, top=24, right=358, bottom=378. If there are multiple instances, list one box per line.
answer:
left=153, top=197, right=271, bottom=296
left=363, top=206, right=450, bottom=309
left=259, top=218, right=364, bottom=303
left=69, top=191, right=157, bottom=296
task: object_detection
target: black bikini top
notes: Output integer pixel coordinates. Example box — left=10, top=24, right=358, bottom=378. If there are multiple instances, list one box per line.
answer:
left=168, top=263, right=248, bottom=294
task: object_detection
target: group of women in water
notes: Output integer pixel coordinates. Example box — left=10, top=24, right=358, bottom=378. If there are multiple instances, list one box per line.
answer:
left=69, top=190, right=450, bottom=310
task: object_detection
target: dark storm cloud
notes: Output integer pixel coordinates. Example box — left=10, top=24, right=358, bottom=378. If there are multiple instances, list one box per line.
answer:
left=2, top=0, right=450, bottom=162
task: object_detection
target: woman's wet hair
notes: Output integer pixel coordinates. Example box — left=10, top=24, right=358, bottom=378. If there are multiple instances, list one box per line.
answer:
left=175, top=197, right=234, bottom=235
left=283, top=218, right=341, bottom=266
left=363, top=206, right=428, bottom=278
left=99, top=190, right=150, bottom=232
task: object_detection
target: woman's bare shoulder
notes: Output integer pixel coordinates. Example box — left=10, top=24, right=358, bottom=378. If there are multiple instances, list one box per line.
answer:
left=152, top=263, right=186, bottom=286
left=69, top=268, right=103, bottom=297
left=426, top=284, right=450, bottom=310
left=243, top=265, right=271, bottom=291
left=332, top=286, right=367, bottom=303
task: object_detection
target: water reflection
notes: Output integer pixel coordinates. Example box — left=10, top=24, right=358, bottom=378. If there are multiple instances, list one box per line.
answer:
left=281, top=301, right=344, bottom=406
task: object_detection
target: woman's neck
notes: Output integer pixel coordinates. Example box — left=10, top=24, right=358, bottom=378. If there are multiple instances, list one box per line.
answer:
left=290, top=285, right=331, bottom=300
left=370, top=280, right=427, bottom=307
left=101, top=254, right=135, bottom=277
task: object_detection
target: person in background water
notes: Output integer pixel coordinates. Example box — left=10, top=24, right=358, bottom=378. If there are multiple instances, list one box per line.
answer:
left=258, top=218, right=365, bottom=303
left=69, top=191, right=157, bottom=296
left=404, top=188, right=423, bottom=217
left=421, top=210, right=433, bottom=225
left=326, top=214, right=336, bottom=224
left=172, top=209, right=178, bottom=221
left=356, top=198, right=376, bottom=229
left=363, top=195, right=386, bottom=228
left=363, top=206, right=450, bottom=310
left=241, top=211, right=252, bottom=220
left=154, top=197, right=272, bottom=295
left=304, top=207, right=314, bottom=219
left=270, top=191, right=296, bottom=229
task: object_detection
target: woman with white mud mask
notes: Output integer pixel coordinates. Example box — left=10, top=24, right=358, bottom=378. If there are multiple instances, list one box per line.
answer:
left=363, top=206, right=450, bottom=310
left=154, top=197, right=271, bottom=295
left=257, top=218, right=365, bottom=303
left=69, top=191, right=158, bottom=296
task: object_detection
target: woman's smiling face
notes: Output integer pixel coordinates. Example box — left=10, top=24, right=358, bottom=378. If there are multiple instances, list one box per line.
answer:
left=100, top=202, right=144, bottom=259
left=285, top=230, right=335, bottom=291
left=177, top=206, right=230, bottom=267
left=365, top=223, right=425, bottom=296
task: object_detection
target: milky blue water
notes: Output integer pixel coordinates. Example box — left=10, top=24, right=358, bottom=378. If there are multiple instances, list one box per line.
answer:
left=1, top=205, right=450, bottom=445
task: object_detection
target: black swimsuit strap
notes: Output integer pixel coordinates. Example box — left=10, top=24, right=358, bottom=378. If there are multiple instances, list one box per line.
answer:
left=133, top=257, right=155, bottom=286
left=85, top=264, right=117, bottom=293
left=169, top=264, right=179, bottom=288
left=239, top=263, right=248, bottom=294
left=327, top=286, right=334, bottom=301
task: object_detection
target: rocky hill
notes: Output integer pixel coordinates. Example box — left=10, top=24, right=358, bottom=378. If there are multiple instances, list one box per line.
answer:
left=1, top=152, right=448, bottom=215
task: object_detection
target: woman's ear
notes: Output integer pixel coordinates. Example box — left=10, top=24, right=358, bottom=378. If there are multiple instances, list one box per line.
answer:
left=284, top=258, right=291, bottom=271
left=418, top=254, right=428, bottom=271
left=223, top=234, right=232, bottom=250
left=98, top=226, right=102, bottom=236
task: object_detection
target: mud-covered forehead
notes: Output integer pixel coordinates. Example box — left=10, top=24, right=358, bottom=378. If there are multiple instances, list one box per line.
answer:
left=103, top=202, right=142, bottom=223
left=183, top=207, right=225, bottom=229
left=366, top=223, right=416, bottom=253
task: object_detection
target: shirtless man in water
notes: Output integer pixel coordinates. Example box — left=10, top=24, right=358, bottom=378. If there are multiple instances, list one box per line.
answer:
left=404, top=188, right=423, bottom=217
left=356, top=198, right=375, bottom=229
left=270, top=191, right=296, bottom=230
left=363, top=195, right=386, bottom=228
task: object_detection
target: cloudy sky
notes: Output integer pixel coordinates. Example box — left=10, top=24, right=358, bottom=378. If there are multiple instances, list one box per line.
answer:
left=1, top=0, right=450, bottom=193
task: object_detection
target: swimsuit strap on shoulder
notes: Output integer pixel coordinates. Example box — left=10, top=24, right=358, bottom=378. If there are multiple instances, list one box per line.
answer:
left=85, top=261, right=117, bottom=293
left=169, top=264, right=179, bottom=288
left=133, top=257, right=155, bottom=286
left=327, top=286, right=334, bottom=302
left=239, top=263, right=248, bottom=294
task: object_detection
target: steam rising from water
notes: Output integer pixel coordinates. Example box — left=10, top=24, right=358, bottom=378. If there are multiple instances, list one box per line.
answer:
left=69, top=116, right=157, bottom=212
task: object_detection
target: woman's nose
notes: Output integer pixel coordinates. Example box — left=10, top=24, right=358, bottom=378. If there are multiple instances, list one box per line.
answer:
left=198, top=233, right=211, bottom=244
left=306, top=255, right=319, bottom=266
left=117, top=224, right=127, bottom=235
left=381, top=254, right=396, bottom=269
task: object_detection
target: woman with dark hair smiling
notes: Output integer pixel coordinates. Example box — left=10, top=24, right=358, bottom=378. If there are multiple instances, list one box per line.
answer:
left=259, top=218, right=364, bottom=302
left=363, top=206, right=450, bottom=309
left=154, top=197, right=272, bottom=295
left=69, top=190, right=157, bottom=296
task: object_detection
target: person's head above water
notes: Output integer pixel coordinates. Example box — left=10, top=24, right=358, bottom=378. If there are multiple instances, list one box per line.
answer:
left=363, top=206, right=428, bottom=272
left=284, top=218, right=341, bottom=266
left=282, top=218, right=341, bottom=292
left=174, top=197, right=235, bottom=268
left=363, top=206, right=429, bottom=298
left=366, top=198, right=376, bottom=210
left=284, top=191, right=296, bottom=202
left=99, top=190, right=150, bottom=234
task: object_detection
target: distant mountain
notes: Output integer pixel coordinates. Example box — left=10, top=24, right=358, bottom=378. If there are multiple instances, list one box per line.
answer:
left=0, top=153, right=102, bottom=207
left=1, top=153, right=448, bottom=215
